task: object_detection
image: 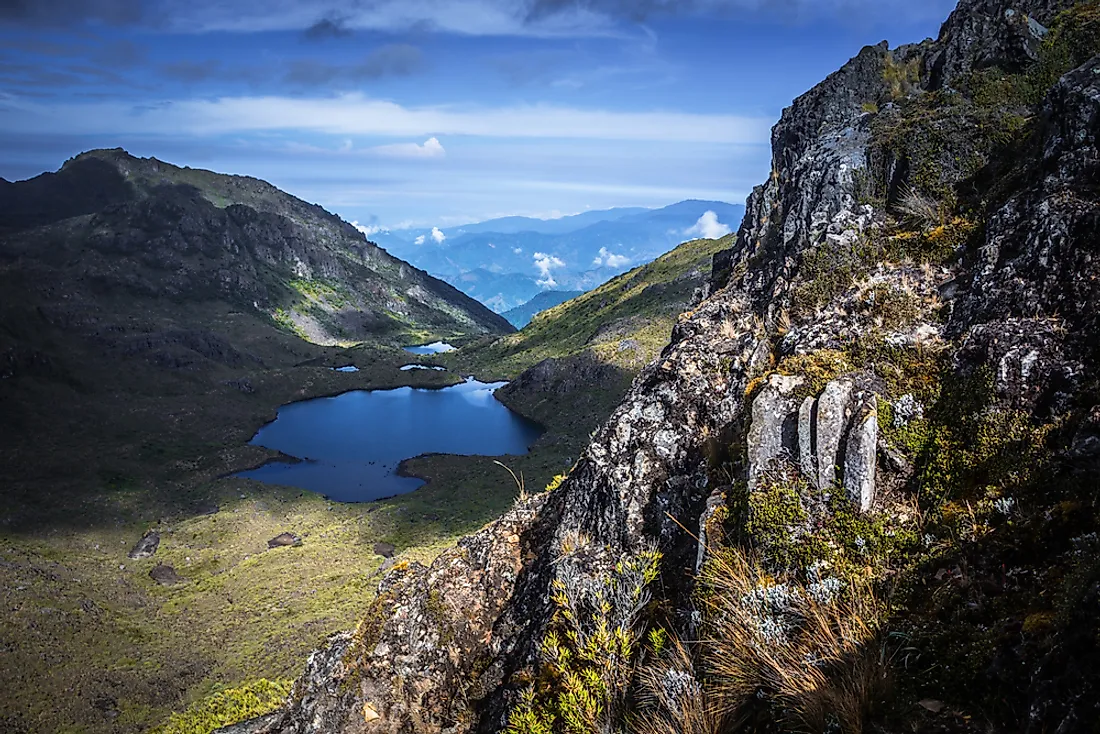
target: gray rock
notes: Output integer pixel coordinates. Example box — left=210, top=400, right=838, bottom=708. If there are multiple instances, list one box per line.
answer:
left=127, top=531, right=160, bottom=559
left=843, top=395, right=878, bottom=512
left=814, top=377, right=854, bottom=491
left=267, top=532, right=302, bottom=549
left=149, top=564, right=182, bottom=586
left=798, top=396, right=816, bottom=480
left=746, top=374, right=805, bottom=489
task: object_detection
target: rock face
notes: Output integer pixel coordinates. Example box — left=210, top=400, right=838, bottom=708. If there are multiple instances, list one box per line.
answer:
left=264, top=1, right=1100, bottom=731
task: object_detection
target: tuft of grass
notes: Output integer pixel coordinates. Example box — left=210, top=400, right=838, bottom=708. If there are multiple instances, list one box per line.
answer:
left=700, top=549, right=890, bottom=734
left=150, top=678, right=292, bottom=734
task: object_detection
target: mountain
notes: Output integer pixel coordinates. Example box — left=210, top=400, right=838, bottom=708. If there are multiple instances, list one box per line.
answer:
left=500, top=291, right=585, bottom=328
left=380, top=200, right=745, bottom=312
left=437, top=207, right=649, bottom=237
left=267, top=1, right=1100, bottom=732
left=0, top=149, right=512, bottom=345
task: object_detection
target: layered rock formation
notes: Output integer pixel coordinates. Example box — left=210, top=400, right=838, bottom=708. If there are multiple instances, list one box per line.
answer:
left=259, top=0, right=1100, bottom=731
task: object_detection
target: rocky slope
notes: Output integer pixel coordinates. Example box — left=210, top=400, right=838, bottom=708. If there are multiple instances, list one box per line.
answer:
left=255, top=1, right=1100, bottom=732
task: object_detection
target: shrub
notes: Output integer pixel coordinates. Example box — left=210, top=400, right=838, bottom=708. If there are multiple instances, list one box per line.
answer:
left=151, top=679, right=292, bottom=734
left=508, top=547, right=662, bottom=734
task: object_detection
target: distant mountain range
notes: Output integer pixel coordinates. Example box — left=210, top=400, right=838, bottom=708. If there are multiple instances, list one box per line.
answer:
left=371, top=200, right=745, bottom=312
left=501, top=291, right=585, bottom=328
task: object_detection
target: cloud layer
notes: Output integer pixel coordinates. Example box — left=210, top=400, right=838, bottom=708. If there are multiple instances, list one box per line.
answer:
left=592, top=246, right=630, bottom=268
left=684, top=210, right=732, bottom=240
left=0, top=93, right=771, bottom=143
left=0, top=0, right=958, bottom=34
left=534, top=251, right=565, bottom=287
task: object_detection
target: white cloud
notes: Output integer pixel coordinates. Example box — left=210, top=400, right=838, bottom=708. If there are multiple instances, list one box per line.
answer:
left=592, top=246, right=630, bottom=268
left=430, top=226, right=446, bottom=243
left=414, top=234, right=426, bottom=245
left=351, top=220, right=383, bottom=237
left=684, top=210, right=732, bottom=240
left=513, top=247, right=523, bottom=254
left=534, top=251, right=566, bottom=287
left=368, top=136, right=446, bottom=159
left=0, top=94, right=772, bottom=145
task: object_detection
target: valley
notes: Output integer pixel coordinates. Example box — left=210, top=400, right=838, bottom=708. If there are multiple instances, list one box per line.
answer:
left=0, top=150, right=722, bottom=733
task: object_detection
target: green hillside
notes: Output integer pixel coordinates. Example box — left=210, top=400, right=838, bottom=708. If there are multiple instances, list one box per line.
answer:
left=446, top=233, right=735, bottom=380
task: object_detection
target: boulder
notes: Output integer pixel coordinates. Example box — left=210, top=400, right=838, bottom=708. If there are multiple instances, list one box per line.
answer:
left=746, top=374, right=805, bottom=489
left=127, top=530, right=160, bottom=559
left=814, top=377, right=855, bottom=491
left=843, top=395, right=878, bottom=512
left=267, top=532, right=302, bottom=549
left=149, top=564, right=182, bottom=586
left=372, top=542, right=396, bottom=559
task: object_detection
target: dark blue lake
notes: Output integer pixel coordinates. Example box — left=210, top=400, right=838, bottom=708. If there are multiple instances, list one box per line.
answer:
left=404, top=341, right=456, bottom=355
left=237, top=379, right=543, bottom=502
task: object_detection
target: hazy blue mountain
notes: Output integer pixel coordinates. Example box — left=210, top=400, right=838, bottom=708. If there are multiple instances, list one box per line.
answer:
left=501, top=291, right=585, bottom=328
left=377, top=200, right=745, bottom=312
left=444, top=207, right=649, bottom=236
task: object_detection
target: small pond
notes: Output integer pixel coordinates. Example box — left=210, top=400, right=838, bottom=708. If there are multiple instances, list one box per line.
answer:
left=236, top=378, right=543, bottom=502
left=332, top=365, right=359, bottom=372
left=400, top=364, right=447, bottom=371
left=403, top=341, right=456, bottom=355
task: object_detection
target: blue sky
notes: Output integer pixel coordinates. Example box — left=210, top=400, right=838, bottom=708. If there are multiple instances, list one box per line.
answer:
left=0, top=0, right=958, bottom=230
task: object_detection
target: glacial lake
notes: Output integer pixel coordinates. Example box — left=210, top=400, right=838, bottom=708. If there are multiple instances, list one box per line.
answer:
left=237, top=378, right=543, bottom=502
left=403, top=341, right=456, bottom=355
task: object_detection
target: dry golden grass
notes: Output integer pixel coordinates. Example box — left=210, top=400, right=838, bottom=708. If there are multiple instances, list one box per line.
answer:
left=699, top=549, right=889, bottom=734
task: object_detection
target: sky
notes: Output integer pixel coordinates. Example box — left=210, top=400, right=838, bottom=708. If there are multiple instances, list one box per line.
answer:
left=0, top=0, right=958, bottom=230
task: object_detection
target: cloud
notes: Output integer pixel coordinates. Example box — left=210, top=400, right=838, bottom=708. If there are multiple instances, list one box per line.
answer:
left=161, top=59, right=221, bottom=82
left=91, top=39, right=146, bottom=67
left=414, top=234, right=426, bottom=245
left=0, top=93, right=771, bottom=144
left=302, top=16, right=351, bottom=40
left=534, top=251, right=565, bottom=287
left=430, top=226, right=446, bottom=243
left=513, top=247, right=523, bottom=254
left=0, top=0, right=143, bottom=27
left=684, top=210, right=731, bottom=240
left=592, top=246, right=630, bottom=268
left=367, top=137, right=445, bottom=159
left=0, top=0, right=959, bottom=34
left=284, top=44, right=423, bottom=85
left=351, top=219, right=383, bottom=237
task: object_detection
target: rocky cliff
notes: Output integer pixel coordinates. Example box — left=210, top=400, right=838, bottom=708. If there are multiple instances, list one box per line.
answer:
left=259, top=1, right=1100, bottom=732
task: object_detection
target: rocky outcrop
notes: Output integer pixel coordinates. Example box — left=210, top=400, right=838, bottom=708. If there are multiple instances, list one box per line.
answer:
left=264, top=1, right=1100, bottom=732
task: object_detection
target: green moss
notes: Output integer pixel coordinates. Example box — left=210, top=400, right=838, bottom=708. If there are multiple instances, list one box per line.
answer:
left=775, top=350, right=853, bottom=398
left=150, top=679, right=292, bottom=734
